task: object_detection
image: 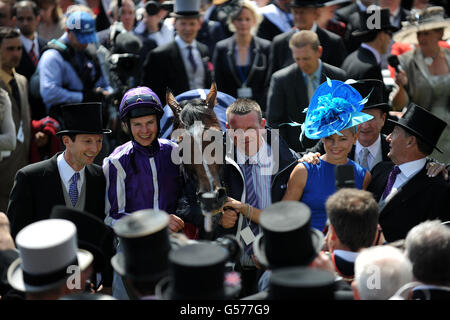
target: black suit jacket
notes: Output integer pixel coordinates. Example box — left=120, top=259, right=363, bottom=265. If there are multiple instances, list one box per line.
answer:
left=341, top=46, right=384, bottom=82
left=6, top=153, right=106, bottom=238
left=367, top=160, right=450, bottom=242
left=269, top=27, right=347, bottom=76
left=267, top=62, right=347, bottom=152
left=213, top=36, right=271, bottom=112
left=304, top=134, right=391, bottom=165
left=16, top=36, right=48, bottom=120
left=141, top=40, right=213, bottom=105
left=335, top=2, right=359, bottom=24
left=16, top=36, right=48, bottom=80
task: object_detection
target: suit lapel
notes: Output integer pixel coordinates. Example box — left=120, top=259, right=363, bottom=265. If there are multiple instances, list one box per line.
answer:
left=380, top=167, right=428, bottom=215
left=45, top=153, right=65, bottom=204
left=226, top=38, right=242, bottom=86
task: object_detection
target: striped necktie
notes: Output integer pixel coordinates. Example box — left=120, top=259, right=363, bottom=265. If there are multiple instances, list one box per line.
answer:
left=29, top=42, right=38, bottom=67
left=243, top=160, right=259, bottom=256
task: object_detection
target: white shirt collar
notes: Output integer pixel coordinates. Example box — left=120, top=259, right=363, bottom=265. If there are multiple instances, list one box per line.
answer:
left=361, top=43, right=381, bottom=64
left=20, top=33, right=38, bottom=54
left=355, top=134, right=381, bottom=158
left=235, top=137, right=271, bottom=167
left=175, top=35, right=197, bottom=50
left=333, top=249, right=359, bottom=262
left=57, top=152, right=85, bottom=184
left=356, top=0, right=368, bottom=11
left=398, top=158, right=427, bottom=178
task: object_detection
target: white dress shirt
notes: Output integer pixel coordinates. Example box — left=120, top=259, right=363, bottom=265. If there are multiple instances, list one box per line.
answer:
left=175, top=35, right=205, bottom=90
left=384, top=158, right=427, bottom=201
left=355, top=135, right=382, bottom=171
left=57, top=152, right=85, bottom=195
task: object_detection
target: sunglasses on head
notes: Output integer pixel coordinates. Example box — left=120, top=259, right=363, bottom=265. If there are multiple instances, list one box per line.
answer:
left=124, top=94, right=160, bottom=107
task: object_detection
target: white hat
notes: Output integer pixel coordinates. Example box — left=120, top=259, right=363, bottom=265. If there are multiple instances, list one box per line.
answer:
left=7, top=219, right=93, bottom=293
left=393, top=6, right=450, bottom=44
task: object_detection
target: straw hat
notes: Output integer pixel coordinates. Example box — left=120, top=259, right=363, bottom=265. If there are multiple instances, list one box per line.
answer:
left=393, top=6, right=450, bottom=44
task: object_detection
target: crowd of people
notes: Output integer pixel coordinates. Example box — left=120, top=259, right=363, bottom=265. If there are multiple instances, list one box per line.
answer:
left=0, top=0, right=449, bottom=301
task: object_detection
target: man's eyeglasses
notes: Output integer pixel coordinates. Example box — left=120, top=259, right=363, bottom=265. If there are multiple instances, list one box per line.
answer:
left=124, top=94, right=160, bottom=107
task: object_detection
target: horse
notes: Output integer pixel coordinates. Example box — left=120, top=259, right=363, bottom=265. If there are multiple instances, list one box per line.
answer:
left=166, top=83, right=227, bottom=231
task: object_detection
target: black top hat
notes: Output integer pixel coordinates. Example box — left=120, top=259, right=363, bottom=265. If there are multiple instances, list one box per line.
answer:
left=111, top=209, right=171, bottom=282
left=388, top=103, right=447, bottom=153
left=352, top=7, right=399, bottom=38
left=290, top=0, right=324, bottom=8
left=253, top=201, right=324, bottom=269
left=156, top=242, right=239, bottom=300
left=56, top=103, right=111, bottom=136
left=50, top=206, right=115, bottom=273
left=268, top=266, right=336, bottom=300
left=350, top=79, right=391, bottom=113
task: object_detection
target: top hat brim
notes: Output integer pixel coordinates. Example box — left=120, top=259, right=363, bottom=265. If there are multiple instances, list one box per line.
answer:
left=7, top=249, right=93, bottom=293
left=387, top=118, right=443, bottom=153
left=56, top=129, right=112, bottom=136
left=154, top=274, right=240, bottom=300
left=352, top=25, right=399, bottom=38
left=170, top=12, right=203, bottom=19
left=111, top=252, right=168, bottom=282
left=363, top=102, right=391, bottom=113
left=253, top=228, right=324, bottom=268
left=393, top=20, right=450, bottom=44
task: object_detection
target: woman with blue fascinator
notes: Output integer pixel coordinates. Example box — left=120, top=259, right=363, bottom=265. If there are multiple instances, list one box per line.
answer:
left=282, top=79, right=374, bottom=232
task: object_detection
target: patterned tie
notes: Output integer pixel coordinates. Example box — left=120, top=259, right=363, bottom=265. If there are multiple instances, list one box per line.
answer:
left=69, top=172, right=80, bottom=207
left=243, top=160, right=259, bottom=256
left=382, top=166, right=401, bottom=200
left=187, top=45, right=197, bottom=73
left=307, top=74, right=316, bottom=101
left=29, top=42, right=38, bottom=67
left=359, top=148, right=370, bottom=170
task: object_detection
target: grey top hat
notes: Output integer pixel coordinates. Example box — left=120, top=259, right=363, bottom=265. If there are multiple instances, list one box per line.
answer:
left=7, top=219, right=93, bottom=293
left=170, top=0, right=202, bottom=18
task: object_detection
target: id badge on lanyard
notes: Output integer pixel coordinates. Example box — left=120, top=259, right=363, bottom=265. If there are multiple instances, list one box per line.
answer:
left=237, top=86, right=253, bottom=98
left=17, top=120, right=24, bottom=143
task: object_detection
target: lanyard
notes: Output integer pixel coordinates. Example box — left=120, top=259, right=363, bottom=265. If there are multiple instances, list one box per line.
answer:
left=234, top=45, right=251, bottom=85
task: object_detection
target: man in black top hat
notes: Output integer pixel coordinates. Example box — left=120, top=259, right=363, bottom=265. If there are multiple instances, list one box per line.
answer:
left=368, top=103, right=450, bottom=242
left=341, top=7, right=398, bottom=83
left=7, top=103, right=111, bottom=238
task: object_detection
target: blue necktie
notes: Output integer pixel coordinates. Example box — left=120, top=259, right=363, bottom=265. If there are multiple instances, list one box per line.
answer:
left=187, top=45, right=197, bottom=73
left=243, top=161, right=259, bottom=256
left=69, top=172, right=80, bottom=207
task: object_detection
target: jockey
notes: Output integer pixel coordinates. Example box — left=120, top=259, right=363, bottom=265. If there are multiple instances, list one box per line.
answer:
left=103, top=86, right=184, bottom=230
left=102, top=86, right=185, bottom=299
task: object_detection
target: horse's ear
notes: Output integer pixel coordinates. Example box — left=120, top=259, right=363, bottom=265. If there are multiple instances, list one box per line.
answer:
left=166, top=88, right=182, bottom=116
left=205, top=82, right=218, bottom=110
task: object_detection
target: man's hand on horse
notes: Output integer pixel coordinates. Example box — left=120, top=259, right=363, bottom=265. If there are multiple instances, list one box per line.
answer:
left=169, top=214, right=185, bottom=233
left=222, top=197, right=246, bottom=216
left=299, top=152, right=321, bottom=164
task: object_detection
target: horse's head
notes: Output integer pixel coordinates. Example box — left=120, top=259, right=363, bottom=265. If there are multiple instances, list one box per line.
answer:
left=167, top=83, right=226, bottom=214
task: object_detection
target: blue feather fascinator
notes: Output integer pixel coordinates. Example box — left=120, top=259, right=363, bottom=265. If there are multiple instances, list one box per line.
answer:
left=304, top=79, right=374, bottom=139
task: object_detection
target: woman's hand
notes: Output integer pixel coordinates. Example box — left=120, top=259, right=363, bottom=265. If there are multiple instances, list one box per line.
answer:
left=395, top=69, right=408, bottom=87
left=298, top=152, right=321, bottom=165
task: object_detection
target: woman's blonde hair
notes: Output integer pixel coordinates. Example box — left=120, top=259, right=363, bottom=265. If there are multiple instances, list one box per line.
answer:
left=227, top=0, right=263, bottom=35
